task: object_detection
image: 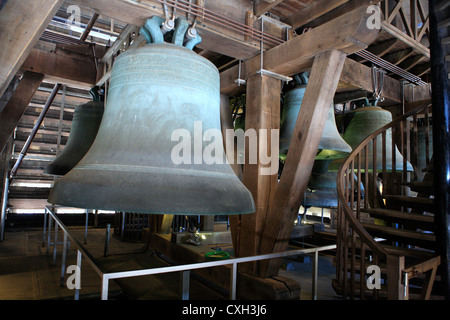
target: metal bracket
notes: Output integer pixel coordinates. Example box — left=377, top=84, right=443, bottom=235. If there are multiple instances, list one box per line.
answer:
left=234, top=59, right=246, bottom=86
left=256, top=16, right=292, bottom=84
left=259, top=14, right=293, bottom=41
left=256, top=69, right=292, bottom=83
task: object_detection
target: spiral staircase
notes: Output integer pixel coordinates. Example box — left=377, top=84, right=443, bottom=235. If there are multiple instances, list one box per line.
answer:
left=331, top=0, right=450, bottom=300
left=331, top=101, right=444, bottom=300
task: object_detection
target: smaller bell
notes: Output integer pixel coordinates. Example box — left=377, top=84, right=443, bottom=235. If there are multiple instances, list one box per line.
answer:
left=304, top=160, right=339, bottom=208
left=316, top=107, right=353, bottom=160
left=304, top=160, right=364, bottom=208
left=44, top=88, right=104, bottom=176
left=279, top=74, right=352, bottom=159
left=338, top=106, right=413, bottom=172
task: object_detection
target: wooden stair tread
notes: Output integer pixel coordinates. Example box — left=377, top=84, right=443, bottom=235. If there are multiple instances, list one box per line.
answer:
left=382, top=195, right=434, bottom=212
left=361, top=208, right=434, bottom=224
left=361, top=223, right=436, bottom=243
left=403, top=182, right=434, bottom=194
left=382, top=195, right=433, bottom=205
left=380, top=244, right=437, bottom=260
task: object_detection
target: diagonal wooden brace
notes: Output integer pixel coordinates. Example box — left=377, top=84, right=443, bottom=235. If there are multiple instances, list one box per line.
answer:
left=257, top=49, right=347, bottom=278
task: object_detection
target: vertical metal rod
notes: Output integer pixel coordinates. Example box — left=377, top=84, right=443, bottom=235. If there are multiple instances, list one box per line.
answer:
left=55, top=85, right=66, bottom=156
left=42, top=207, right=48, bottom=247
left=104, top=224, right=111, bottom=257
left=94, top=209, right=99, bottom=228
left=46, top=214, right=52, bottom=255
left=260, top=16, right=264, bottom=70
left=230, top=262, right=237, bottom=300
left=52, top=222, right=58, bottom=266
left=101, top=276, right=109, bottom=300
left=60, top=232, right=68, bottom=286
left=0, top=177, right=10, bottom=241
left=312, top=250, right=319, bottom=300
left=180, top=270, right=190, bottom=300
left=75, top=250, right=82, bottom=300
left=121, top=212, right=126, bottom=241
left=84, top=209, right=89, bottom=244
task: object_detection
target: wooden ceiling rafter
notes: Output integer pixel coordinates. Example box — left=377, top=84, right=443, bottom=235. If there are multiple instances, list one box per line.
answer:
left=253, top=0, right=286, bottom=17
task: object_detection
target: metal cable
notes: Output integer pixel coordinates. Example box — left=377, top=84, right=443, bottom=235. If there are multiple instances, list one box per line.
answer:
left=355, top=50, right=428, bottom=86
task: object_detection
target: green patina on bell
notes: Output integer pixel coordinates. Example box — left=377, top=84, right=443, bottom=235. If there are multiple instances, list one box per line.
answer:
left=334, top=105, right=414, bottom=172
left=279, top=74, right=352, bottom=160
left=44, top=87, right=104, bottom=176
left=303, top=160, right=364, bottom=208
left=48, top=16, right=255, bottom=216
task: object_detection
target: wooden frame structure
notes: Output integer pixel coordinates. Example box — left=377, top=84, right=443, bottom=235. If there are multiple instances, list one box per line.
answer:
left=0, top=0, right=438, bottom=299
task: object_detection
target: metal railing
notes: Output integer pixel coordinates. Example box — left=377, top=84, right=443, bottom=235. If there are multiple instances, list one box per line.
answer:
left=44, top=206, right=336, bottom=300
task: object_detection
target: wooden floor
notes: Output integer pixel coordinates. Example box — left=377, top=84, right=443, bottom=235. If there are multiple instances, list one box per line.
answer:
left=0, top=226, right=340, bottom=300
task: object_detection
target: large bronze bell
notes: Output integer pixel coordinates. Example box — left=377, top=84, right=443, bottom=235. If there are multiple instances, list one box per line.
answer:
left=303, top=160, right=364, bottom=208
left=44, top=88, right=104, bottom=176
left=279, top=80, right=352, bottom=159
left=48, top=16, right=255, bottom=216
left=337, top=106, right=413, bottom=172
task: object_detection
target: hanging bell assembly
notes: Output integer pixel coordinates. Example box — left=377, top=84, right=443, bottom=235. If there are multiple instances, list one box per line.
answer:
left=303, top=160, right=339, bottom=208
left=48, top=16, right=255, bottom=216
left=303, top=160, right=364, bottom=208
left=338, top=106, right=413, bottom=172
left=279, top=75, right=352, bottom=159
left=44, top=87, right=104, bottom=176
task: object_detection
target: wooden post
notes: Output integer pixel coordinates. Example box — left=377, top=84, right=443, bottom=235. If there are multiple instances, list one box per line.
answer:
left=0, top=72, right=45, bottom=153
left=236, top=74, right=280, bottom=275
left=386, top=254, right=406, bottom=300
left=0, top=0, right=63, bottom=97
left=258, top=50, right=347, bottom=278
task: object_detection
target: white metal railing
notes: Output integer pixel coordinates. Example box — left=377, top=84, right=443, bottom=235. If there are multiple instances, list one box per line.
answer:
left=44, top=206, right=336, bottom=300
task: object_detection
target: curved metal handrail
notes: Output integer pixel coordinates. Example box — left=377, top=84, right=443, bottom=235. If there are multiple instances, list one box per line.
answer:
left=336, top=100, right=432, bottom=258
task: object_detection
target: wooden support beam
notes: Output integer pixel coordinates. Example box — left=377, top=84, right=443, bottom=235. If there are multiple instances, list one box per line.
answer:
left=0, top=72, right=45, bottom=153
left=283, top=0, right=350, bottom=30
left=220, top=94, right=243, bottom=256
left=220, top=4, right=380, bottom=95
left=339, top=58, right=402, bottom=103
left=301, top=0, right=382, bottom=29
left=257, top=50, right=347, bottom=278
left=381, top=21, right=430, bottom=58
left=408, top=63, right=431, bottom=77
left=386, top=254, right=406, bottom=300
left=0, top=0, right=63, bottom=98
left=253, top=0, right=285, bottom=17
left=236, top=74, right=280, bottom=275
left=20, top=41, right=99, bottom=88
